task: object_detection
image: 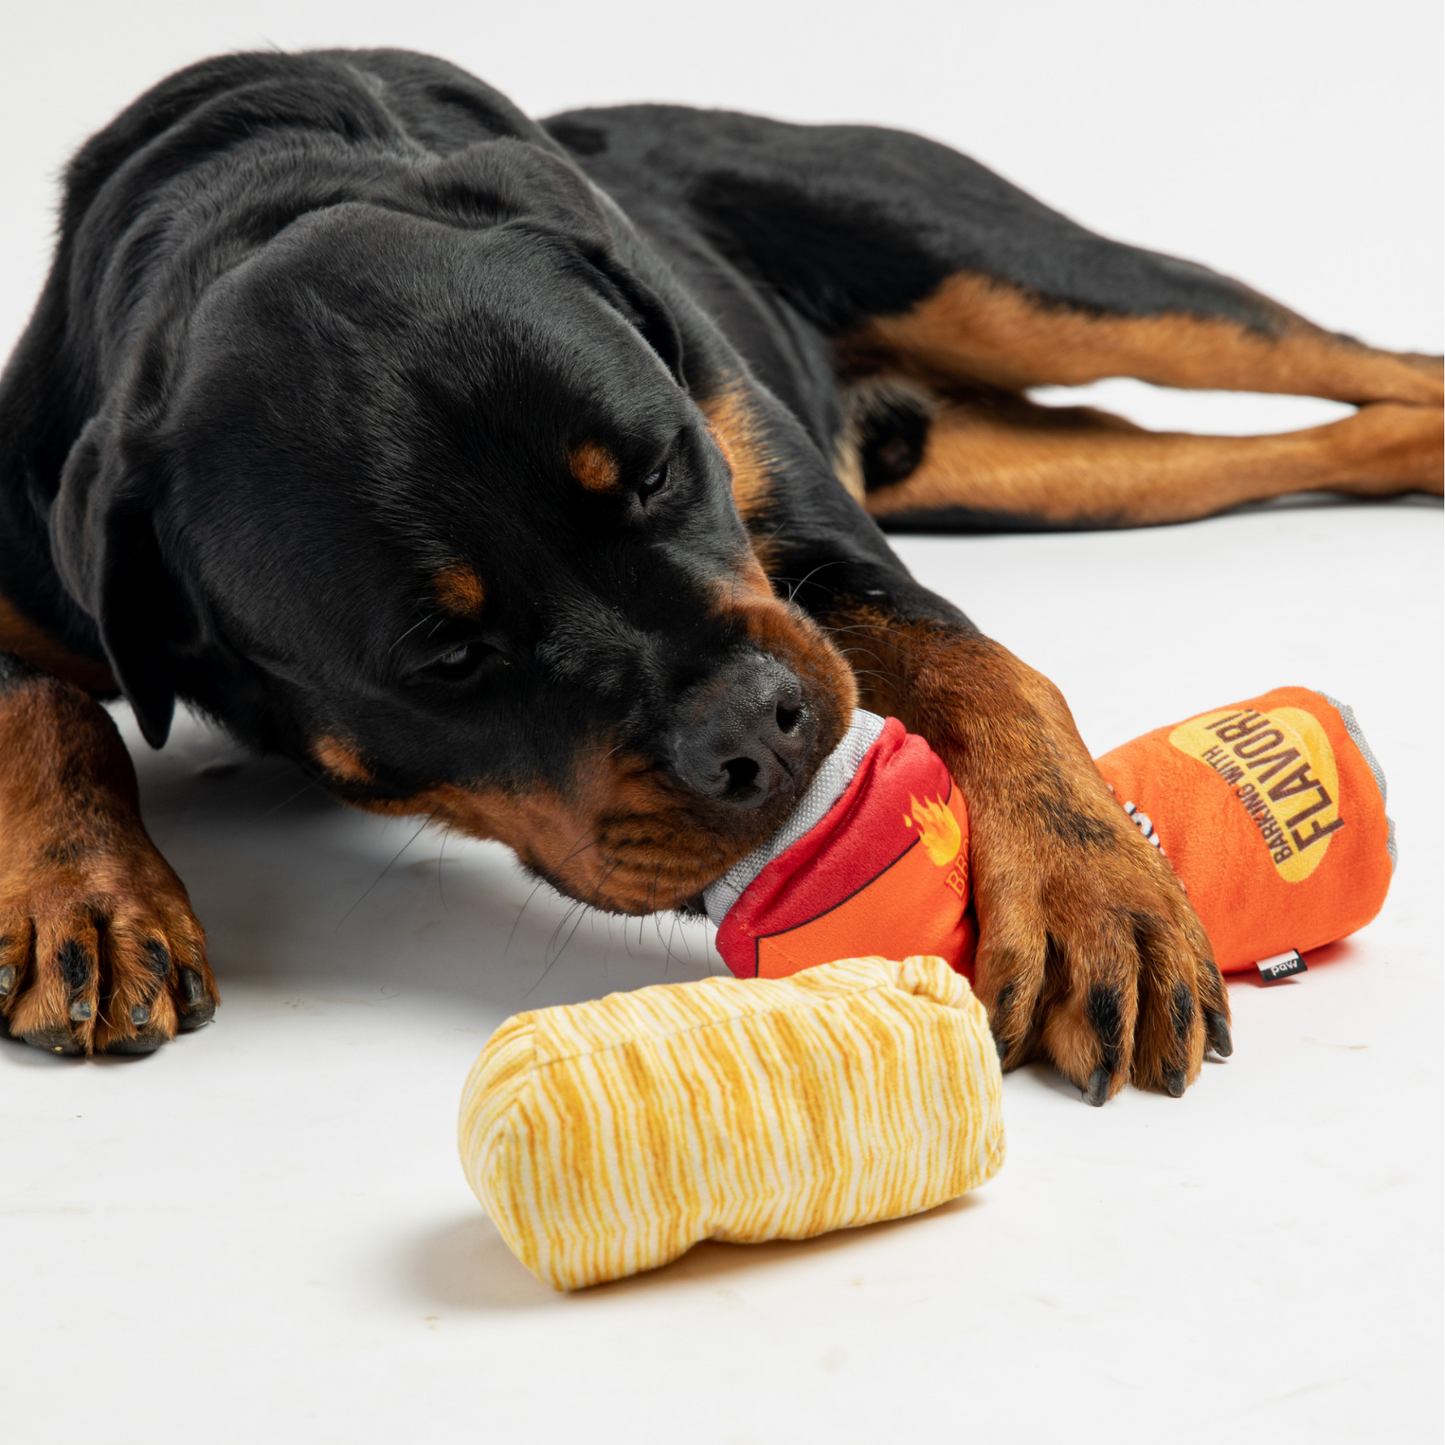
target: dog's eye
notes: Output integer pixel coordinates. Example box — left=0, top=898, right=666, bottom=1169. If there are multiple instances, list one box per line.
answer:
left=638, top=463, right=667, bottom=499
left=423, top=642, right=485, bottom=680
left=408, top=635, right=508, bottom=687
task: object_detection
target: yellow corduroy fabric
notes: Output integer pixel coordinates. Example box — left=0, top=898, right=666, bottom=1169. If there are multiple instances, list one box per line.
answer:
left=458, top=955, right=1005, bottom=1291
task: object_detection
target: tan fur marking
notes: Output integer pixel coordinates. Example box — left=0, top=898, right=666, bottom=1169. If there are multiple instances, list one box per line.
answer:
left=313, top=735, right=373, bottom=784
left=702, top=384, right=774, bottom=522
left=708, top=579, right=857, bottom=749
left=433, top=562, right=487, bottom=617
left=839, top=271, right=1445, bottom=407
left=569, top=441, right=622, bottom=493
left=833, top=376, right=942, bottom=504
left=831, top=432, right=866, bottom=506
left=861, top=393, right=1443, bottom=527
left=356, top=761, right=768, bottom=917
left=0, top=594, right=118, bottom=694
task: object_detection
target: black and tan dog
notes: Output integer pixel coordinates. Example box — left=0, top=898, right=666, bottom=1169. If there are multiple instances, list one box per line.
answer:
left=1, top=50, right=1438, bottom=1097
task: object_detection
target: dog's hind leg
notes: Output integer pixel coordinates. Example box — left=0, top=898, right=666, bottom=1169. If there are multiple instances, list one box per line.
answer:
left=845, top=383, right=1442, bottom=530
left=809, top=149, right=1442, bottom=524
left=556, top=104, right=1439, bottom=406
left=835, top=263, right=1442, bottom=525
left=554, top=105, right=1439, bottom=522
left=837, top=267, right=1442, bottom=408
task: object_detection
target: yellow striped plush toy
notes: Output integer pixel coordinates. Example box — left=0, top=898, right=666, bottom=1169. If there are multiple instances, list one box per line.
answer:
left=458, top=955, right=1005, bottom=1291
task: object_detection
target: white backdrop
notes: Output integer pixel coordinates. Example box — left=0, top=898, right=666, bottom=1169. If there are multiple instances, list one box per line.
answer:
left=1, top=6, right=1441, bottom=1444
left=2, top=0, right=1441, bottom=366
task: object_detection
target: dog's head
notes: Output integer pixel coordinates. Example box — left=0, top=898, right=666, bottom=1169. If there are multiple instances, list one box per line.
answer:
left=52, top=144, right=855, bottom=912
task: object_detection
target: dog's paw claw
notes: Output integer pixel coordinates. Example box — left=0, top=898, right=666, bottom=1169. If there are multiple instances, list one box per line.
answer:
left=176, top=967, right=216, bottom=1031
left=1084, top=1066, right=1111, bottom=1107
left=1205, top=1008, right=1233, bottom=1058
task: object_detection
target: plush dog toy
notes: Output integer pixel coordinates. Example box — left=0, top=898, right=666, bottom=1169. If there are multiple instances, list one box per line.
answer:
left=461, top=687, right=1393, bottom=1290
left=703, top=686, right=1395, bottom=984
left=459, top=954, right=1004, bottom=1291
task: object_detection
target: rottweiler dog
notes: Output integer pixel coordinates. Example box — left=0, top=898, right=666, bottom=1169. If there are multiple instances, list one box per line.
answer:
left=1, top=50, right=1439, bottom=1097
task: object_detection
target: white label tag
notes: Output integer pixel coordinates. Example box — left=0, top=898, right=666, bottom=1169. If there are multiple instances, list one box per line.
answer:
left=1257, top=949, right=1307, bottom=983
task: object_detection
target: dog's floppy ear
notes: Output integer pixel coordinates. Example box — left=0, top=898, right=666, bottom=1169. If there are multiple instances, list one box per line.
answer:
left=415, top=139, right=689, bottom=389
left=587, top=249, right=688, bottom=392
left=50, top=412, right=178, bottom=748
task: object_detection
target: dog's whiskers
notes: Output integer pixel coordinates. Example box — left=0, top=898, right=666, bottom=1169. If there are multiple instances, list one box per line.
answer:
left=387, top=612, right=437, bottom=656
left=437, top=823, right=453, bottom=910
left=258, top=775, right=324, bottom=818
left=772, top=558, right=848, bottom=606
left=520, top=854, right=626, bottom=1000
left=334, top=812, right=435, bottom=928
left=504, top=825, right=599, bottom=959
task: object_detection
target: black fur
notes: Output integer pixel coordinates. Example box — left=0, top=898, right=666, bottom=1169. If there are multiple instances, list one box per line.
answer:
left=0, top=49, right=1280, bottom=870
left=1086, top=983, right=1124, bottom=1076
left=57, top=939, right=93, bottom=992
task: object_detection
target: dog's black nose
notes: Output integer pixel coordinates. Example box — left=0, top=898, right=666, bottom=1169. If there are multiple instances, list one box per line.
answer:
left=671, top=654, right=814, bottom=808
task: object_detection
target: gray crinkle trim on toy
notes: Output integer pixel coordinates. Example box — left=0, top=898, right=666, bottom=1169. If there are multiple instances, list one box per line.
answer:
left=1322, top=692, right=1397, bottom=873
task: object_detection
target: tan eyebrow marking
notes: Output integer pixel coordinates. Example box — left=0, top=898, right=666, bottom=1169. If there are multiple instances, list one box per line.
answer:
left=433, top=562, right=487, bottom=618
left=568, top=441, right=622, bottom=493
left=700, top=381, right=780, bottom=572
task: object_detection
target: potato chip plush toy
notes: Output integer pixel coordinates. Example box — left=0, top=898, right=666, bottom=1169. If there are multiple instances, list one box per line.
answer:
left=703, top=687, right=1395, bottom=983
left=459, top=955, right=1004, bottom=1291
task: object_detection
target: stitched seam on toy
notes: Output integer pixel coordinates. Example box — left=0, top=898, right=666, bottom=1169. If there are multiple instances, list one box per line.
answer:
left=1320, top=692, right=1387, bottom=803
left=1320, top=690, right=1396, bottom=872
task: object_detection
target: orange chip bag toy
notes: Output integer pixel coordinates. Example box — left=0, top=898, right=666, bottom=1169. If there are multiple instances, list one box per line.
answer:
left=704, top=688, right=1395, bottom=983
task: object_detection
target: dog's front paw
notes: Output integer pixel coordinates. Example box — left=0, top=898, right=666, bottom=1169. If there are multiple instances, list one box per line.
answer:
left=970, top=775, right=1231, bottom=1103
left=860, top=623, right=1231, bottom=1104
left=0, top=834, right=217, bottom=1056
left=921, top=636, right=1233, bottom=1103
left=0, top=675, right=218, bottom=1056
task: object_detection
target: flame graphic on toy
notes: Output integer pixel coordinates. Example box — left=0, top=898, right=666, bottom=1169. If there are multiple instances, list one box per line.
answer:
left=902, top=792, right=962, bottom=867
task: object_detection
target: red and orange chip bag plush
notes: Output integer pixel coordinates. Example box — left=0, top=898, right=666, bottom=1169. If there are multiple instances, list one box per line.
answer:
left=705, top=689, right=1395, bottom=981
left=705, top=713, right=975, bottom=981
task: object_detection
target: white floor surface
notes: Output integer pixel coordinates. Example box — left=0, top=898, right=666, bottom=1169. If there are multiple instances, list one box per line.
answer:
left=3, top=495, right=1440, bottom=1444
